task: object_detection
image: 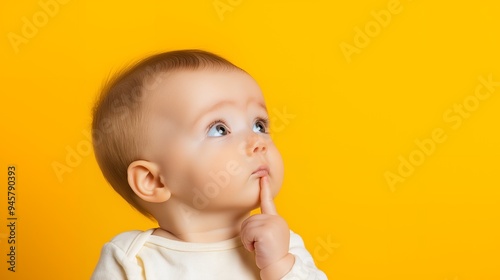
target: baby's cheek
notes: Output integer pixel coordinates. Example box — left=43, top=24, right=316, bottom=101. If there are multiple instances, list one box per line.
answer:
left=195, top=157, right=245, bottom=198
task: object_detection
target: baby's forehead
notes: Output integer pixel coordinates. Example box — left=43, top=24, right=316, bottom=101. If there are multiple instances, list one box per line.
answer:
left=143, top=69, right=266, bottom=121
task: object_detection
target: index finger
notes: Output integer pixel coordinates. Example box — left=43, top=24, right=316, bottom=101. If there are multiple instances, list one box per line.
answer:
left=260, top=176, right=278, bottom=215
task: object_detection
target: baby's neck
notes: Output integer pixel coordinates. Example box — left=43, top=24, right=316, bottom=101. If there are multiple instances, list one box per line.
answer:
left=153, top=210, right=251, bottom=243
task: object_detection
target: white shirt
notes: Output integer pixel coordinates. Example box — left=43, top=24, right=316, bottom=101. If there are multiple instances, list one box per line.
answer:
left=91, top=229, right=328, bottom=280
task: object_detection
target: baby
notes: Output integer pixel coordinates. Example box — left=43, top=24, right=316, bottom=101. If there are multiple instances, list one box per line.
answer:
left=91, top=49, right=327, bottom=280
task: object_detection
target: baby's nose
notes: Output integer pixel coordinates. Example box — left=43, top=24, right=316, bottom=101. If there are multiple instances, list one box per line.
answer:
left=248, top=133, right=267, bottom=156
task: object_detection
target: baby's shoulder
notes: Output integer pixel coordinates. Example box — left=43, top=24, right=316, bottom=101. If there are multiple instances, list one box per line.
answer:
left=106, top=229, right=152, bottom=257
left=109, top=230, right=142, bottom=245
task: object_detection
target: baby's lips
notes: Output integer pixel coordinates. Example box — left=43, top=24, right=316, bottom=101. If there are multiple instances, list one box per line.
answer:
left=251, top=165, right=270, bottom=177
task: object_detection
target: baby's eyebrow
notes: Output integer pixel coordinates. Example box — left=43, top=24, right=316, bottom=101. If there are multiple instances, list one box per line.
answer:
left=192, top=99, right=268, bottom=126
left=192, top=100, right=236, bottom=126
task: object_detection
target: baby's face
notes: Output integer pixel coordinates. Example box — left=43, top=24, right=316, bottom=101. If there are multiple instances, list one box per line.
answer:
left=143, top=69, right=284, bottom=212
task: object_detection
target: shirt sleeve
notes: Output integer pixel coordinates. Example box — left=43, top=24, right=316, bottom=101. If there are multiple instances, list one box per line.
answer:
left=281, top=231, right=328, bottom=280
left=90, top=242, right=143, bottom=280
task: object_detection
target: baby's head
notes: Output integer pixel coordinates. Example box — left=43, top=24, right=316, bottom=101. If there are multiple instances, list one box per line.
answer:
left=92, top=50, right=284, bottom=222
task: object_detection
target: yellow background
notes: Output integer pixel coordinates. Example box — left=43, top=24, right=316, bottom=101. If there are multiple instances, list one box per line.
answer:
left=1, top=0, right=499, bottom=279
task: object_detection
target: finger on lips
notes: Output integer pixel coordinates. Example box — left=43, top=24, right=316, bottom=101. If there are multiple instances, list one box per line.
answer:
left=260, top=176, right=277, bottom=215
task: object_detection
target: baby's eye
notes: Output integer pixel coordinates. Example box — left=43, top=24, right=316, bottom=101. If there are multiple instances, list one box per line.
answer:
left=207, top=121, right=230, bottom=137
left=253, top=118, right=269, bottom=134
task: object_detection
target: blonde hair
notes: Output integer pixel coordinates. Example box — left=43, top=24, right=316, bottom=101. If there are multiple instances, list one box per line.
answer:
left=92, top=49, right=243, bottom=220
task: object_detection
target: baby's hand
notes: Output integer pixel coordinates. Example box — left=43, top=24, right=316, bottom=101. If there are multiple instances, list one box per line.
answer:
left=240, top=176, right=295, bottom=280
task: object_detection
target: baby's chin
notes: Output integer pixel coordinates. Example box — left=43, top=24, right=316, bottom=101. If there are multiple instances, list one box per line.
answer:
left=240, top=193, right=261, bottom=213
left=242, top=192, right=262, bottom=213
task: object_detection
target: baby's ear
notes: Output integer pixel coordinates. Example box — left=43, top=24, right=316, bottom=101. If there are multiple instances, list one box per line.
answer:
left=127, top=160, right=171, bottom=203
